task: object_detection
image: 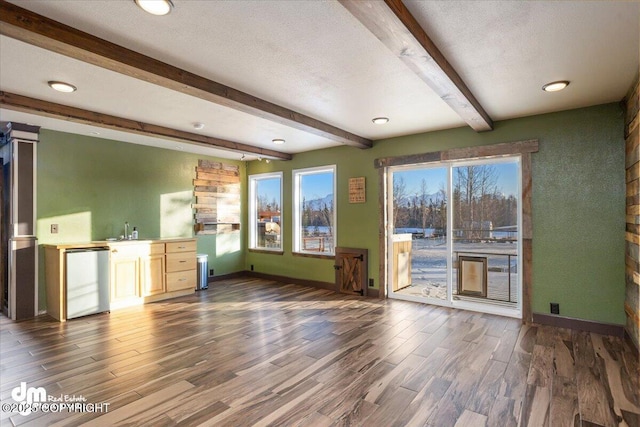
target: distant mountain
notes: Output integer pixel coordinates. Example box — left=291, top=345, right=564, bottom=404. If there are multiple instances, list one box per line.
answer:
left=304, top=194, right=333, bottom=210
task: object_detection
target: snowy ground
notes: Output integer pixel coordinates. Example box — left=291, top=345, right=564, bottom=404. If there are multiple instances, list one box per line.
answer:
left=394, top=237, right=518, bottom=303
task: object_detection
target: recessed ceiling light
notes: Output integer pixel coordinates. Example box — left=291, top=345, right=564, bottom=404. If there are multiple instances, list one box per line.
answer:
left=48, top=81, right=77, bottom=93
left=542, top=81, right=570, bottom=92
left=372, top=117, right=389, bottom=124
left=134, top=0, right=174, bottom=16
left=272, top=139, right=285, bottom=145
left=193, top=122, right=205, bottom=130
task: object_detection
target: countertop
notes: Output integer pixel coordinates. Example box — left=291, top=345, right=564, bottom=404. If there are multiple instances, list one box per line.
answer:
left=42, top=237, right=196, bottom=250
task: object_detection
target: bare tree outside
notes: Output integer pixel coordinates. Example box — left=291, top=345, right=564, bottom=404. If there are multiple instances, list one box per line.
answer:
left=417, top=178, right=430, bottom=237
left=393, top=176, right=407, bottom=230
left=454, top=165, right=499, bottom=239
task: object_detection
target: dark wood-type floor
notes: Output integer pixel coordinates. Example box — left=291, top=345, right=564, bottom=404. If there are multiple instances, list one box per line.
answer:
left=0, top=278, right=638, bottom=426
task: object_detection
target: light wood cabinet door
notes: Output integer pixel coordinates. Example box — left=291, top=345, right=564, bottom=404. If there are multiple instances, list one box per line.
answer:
left=141, top=254, right=165, bottom=296
left=111, top=254, right=139, bottom=302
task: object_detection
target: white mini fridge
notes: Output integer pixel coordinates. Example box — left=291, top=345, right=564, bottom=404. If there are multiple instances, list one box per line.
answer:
left=66, top=248, right=110, bottom=319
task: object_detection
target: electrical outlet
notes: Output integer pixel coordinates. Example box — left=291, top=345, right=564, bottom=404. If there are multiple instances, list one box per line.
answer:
left=550, top=303, right=560, bottom=315
left=251, top=264, right=254, bottom=271
left=51, top=224, right=58, bottom=234
left=368, top=278, right=374, bottom=288
left=209, top=269, right=214, bottom=277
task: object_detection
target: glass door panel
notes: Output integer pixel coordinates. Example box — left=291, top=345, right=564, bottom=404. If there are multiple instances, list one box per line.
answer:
left=452, top=160, right=520, bottom=309
left=389, top=167, right=449, bottom=302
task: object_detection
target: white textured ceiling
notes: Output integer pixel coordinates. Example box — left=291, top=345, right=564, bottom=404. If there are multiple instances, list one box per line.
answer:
left=0, top=0, right=638, bottom=160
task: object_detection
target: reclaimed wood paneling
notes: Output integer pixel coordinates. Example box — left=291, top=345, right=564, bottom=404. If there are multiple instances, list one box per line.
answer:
left=626, top=128, right=639, bottom=169
left=374, top=139, right=538, bottom=169
left=625, top=79, right=639, bottom=131
left=193, top=160, right=241, bottom=235
left=624, top=75, right=640, bottom=353
left=378, top=167, right=388, bottom=299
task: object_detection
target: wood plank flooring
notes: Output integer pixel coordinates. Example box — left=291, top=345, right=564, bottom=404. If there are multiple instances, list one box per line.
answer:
left=0, top=277, right=638, bottom=426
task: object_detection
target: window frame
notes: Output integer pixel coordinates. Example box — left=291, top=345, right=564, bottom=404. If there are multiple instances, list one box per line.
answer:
left=292, top=165, right=337, bottom=256
left=248, top=171, right=283, bottom=253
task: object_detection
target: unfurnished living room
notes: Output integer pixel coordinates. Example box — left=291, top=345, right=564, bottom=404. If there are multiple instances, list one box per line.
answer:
left=0, top=0, right=638, bottom=426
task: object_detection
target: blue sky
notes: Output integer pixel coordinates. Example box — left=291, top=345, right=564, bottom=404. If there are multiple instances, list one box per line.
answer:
left=301, top=172, right=333, bottom=200
left=257, top=163, right=517, bottom=206
left=256, top=177, right=281, bottom=205
left=394, top=162, right=519, bottom=198
left=257, top=172, right=334, bottom=206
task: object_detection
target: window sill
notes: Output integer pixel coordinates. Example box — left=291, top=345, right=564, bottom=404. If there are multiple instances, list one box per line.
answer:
left=249, top=248, right=284, bottom=255
left=292, top=251, right=335, bottom=260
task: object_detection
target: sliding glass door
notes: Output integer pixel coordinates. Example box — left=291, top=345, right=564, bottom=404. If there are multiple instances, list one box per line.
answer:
left=387, top=156, right=522, bottom=318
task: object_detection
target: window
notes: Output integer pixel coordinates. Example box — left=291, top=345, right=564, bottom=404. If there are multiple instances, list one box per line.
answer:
left=293, top=165, right=336, bottom=255
left=249, top=172, right=282, bottom=251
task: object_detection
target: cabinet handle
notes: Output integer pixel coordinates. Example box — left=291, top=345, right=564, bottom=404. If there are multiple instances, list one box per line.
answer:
left=179, top=260, right=186, bottom=263
left=178, top=278, right=186, bottom=282
left=178, top=246, right=186, bottom=249
left=112, top=249, right=118, bottom=253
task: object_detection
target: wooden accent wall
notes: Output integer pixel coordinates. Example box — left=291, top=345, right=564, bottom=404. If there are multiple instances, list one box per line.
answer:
left=193, top=160, right=241, bottom=235
left=623, top=76, right=640, bottom=352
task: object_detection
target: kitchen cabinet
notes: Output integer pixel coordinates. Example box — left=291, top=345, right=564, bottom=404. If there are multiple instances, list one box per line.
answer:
left=110, top=244, right=148, bottom=305
left=110, top=252, right=140, bottom=303
left=44, top=238, right=196, bottom=321
left=140, top=244, right=166, bottom=297
left=166, top=240, right=197, bottom=292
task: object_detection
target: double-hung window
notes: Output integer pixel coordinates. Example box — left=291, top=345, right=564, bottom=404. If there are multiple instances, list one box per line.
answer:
left=293, top=165, right=336, bottom=255
left=249, top=172, right=283, bottom=251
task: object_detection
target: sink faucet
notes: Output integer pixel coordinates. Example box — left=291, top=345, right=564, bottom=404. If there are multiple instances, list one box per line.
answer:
left=124, top=221, right=129, bottom=240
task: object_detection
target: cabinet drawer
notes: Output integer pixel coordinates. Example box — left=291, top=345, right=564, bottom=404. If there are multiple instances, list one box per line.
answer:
left=166, top=240, right=197, bottom=253
left=166, top=252, right=196, bottom=272
left=149, top=243, right=165, bottom=255
left=166, top=270, right=196, bottom=292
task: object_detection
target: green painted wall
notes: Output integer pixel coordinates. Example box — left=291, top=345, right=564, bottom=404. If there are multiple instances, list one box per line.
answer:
left=36, top=130, right=246, bottom=311
left=247, top=103, right=626, bottom=325
left=34, top=103, right=625, bottom=325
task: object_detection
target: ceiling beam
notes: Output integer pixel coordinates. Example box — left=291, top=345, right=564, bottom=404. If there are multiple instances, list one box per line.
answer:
left=339, top=0, right=493, bottom=132
left=0, top=0, right=372, bottom=149
left=0, top=91, right=292, bottom=160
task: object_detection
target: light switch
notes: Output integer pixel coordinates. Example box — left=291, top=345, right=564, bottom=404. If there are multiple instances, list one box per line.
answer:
left=51, top=224, right=58, bottom=234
